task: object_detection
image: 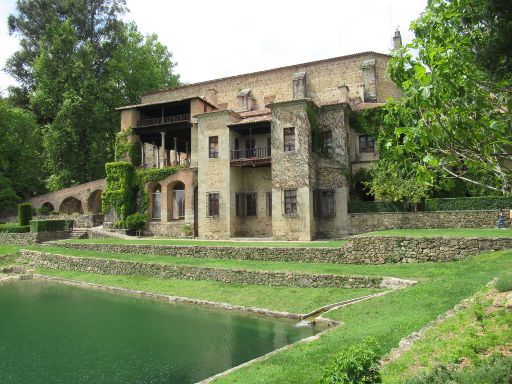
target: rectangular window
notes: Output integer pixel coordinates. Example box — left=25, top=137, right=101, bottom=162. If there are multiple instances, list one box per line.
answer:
left=209, top=136, right=219, bottom=158
left=266, top=192, right=272, bottom=217
left=283, top=189, right=297, bottom=215
left=322, top=130, right=333, bottom=155
left=171, top=190, right=185, bottom=220
left=235, top=192, right=257, bottom=217
left=207, top=192, right=219, bottom=217
left=358, top=135, right=375, bottom=153
left=284, top=128, right=295, bottom=152
left=314, top=189, right=336, bottom=217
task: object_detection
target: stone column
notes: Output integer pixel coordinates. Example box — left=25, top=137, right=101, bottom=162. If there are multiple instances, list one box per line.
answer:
left=185, top=141, right=189, bottom=161
left=161, top=183, right=168, bottom=223
left=141, top=143, right=145, bottom=166
left=160, top=131, right=166, bottom=168
left=172, top=137, right=178, bottom=165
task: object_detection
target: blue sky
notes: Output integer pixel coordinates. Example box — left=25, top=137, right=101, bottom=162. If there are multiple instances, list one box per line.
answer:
left=0, top=0, right=427, bottom=92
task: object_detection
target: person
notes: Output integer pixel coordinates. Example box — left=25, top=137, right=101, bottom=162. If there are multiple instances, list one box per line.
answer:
left=509, top=208, right=512, bottom=229
left=496, top=208, right=505, bottom=228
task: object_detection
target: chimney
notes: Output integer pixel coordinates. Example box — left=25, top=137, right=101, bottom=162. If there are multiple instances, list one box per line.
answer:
left=393, top=28, right=402, bottom=50
left=338, top=85, right=350, bottom=103
left=358, top=84, right=365, bottom=103
left=205, top=88, right=218, bottom=106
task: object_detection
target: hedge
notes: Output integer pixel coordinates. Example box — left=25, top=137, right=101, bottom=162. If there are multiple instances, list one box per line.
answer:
left=18, top=203, right=32, bottom=226
left=0, top=224, right=30, bottom=233
left=425, top=196, right=512, bottom=211
left=29, top=219, right=74, bottom=233
left=348, top=200, right=408, bottom=213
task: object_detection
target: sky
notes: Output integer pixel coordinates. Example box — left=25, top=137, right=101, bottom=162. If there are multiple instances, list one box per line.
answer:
left=0, top=0, right=427, bottom=92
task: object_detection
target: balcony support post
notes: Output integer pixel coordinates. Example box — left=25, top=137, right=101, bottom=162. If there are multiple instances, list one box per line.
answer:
left=171, top=137, right=178, bottom=165
left=160, top=131, right=166, bottom=168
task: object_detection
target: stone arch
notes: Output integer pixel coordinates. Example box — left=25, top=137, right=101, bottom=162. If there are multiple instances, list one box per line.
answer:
left=167, top=180, right=185, bottom=221
left=87, top=189, right=103, bottom=214
left=41, top=202, right=55, bottom=212
left=59, top=196, right=83, bottom=214
left=148, top=183, right=162, bottom=221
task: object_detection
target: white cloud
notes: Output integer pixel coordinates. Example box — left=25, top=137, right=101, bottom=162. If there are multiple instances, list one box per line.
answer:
left=0, top=0, right=427, bottom=91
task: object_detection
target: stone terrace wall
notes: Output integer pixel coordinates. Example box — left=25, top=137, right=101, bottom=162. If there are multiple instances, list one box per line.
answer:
left=349, top=210, right=499, bottom=234
left=47, top=242, right=346, bottom=263
left=0, top=231, right=70, bottom=246
left=19, top=250, right=384, bottom=288
left=348, top=236, right=512, bottom=263
left=50, top=235, right=512, bottom=264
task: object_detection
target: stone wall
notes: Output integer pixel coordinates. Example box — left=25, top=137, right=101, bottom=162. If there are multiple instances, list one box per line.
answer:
left=140, top=52, right=400, bottom=109
left=50, top=235, right=512, bottom=264
left=147, top=222, right=192, bottom=238
left=0, top=231, right=70, bottom=246
left=347, top=236, right=512, bottom=263
left=19, top=250, right=385, bottom=288
left=349, top=210, right=501, bottom=234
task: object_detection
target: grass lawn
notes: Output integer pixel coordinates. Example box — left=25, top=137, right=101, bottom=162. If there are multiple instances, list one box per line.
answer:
left=63, top=237, right=347, bottom=248
left=381, top=287, right=512, bottom=383
left=32, top=268, right=382, bottom=314
left=0, top=245, right=22, bottom=266
left=358, top=228, right=512, bottom=238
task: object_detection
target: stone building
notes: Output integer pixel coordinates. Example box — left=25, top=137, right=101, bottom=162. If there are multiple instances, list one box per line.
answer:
left=116, top=47, right=401, bottom=240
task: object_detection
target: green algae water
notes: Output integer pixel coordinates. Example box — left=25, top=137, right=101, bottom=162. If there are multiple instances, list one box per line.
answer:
left=0, top=280, right=320, bottom=384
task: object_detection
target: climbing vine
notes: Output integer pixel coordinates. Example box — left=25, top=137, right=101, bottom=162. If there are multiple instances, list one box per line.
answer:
left=114, top=128, right=142, bottom=166
left=307, top=104, right=322, bottom=154
left=349, top=106, right=385, bottom=137
left=102, top=162, right=137, bottom=220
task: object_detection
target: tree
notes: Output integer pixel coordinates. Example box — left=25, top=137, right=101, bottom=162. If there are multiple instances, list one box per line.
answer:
left=372, top=0, right=512, bottom=198
left=0, top=99, right=43, bottom=210
left=7, top=1, right=180, bottom=190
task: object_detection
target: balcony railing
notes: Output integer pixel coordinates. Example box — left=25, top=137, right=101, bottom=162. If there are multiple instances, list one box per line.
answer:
left=136, top=113, right=191, bottom=127
left=230, top=147, right=271, bottom=161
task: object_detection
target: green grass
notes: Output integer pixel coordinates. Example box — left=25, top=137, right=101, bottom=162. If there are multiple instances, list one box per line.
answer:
left=358, top=228, right=512, bottom=238
left=63, top=237, right=347, bottom=248
left=33, top=268, right=381, bottom=314
left=381, top=289, right=512, bottom=383
left=0, top=245, right=22, bottom=266
left=209, top=251, right=512, bottom=383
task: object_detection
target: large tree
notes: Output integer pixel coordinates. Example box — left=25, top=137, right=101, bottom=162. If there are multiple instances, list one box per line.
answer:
left=6, top=0, right=180, bottom=190
left=369, top=0, right=512, bottom=199
left=0, top=99, right=43, bottom=210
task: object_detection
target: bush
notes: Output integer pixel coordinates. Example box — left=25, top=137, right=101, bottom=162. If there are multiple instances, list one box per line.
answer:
left=18, top=203, right=32, bottom=226
left=348, top=200, right=408, bottom=213
left=29, top=219, right=74, bottom=233
left=125, top=213, right=146, bottom=232
left=405, top=355, right=512, bottom=384
left=38, top=206, right=51, bottom=216
left=425, top=196, right=512, bottom=211
left=113, top=220, right=126, bottom=229
left=0, top=224, right=30, bottom=233
left=320, top=338, right=381, bottom=384
left=495, top=273, right=512, bottom=292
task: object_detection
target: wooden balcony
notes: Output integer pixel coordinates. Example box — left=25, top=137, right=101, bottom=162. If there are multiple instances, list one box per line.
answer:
left=136, top=113, right=191, bottom=128
left=230, top=147, right=271, bottom=167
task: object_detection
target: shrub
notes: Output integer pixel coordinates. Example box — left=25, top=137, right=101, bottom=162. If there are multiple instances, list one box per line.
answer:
left=0, top=224, right=30, bottom=233
left=495, top=273, right=512, bottom=292
left=38, top=206, right=50, bottom=216
left=113, top=220, right=126, bottom=229
left=320, top=338, right=381, bottom=384
left=29, top=219, right=74, bottom=233
left=425, top=196, right=512, bottom=211
left=18, top=203, right=32, bottom=226
left=405, top=355, right=512, bottom=384
left=348, top=200, right=408, bottom=213
left=180, top=224, right=193, bottom=237
left=125, top=213, right=146, bottom=232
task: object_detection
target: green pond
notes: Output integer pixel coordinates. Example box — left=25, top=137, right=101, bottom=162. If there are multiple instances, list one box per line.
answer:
left=0, top=280, right=320, bottom=383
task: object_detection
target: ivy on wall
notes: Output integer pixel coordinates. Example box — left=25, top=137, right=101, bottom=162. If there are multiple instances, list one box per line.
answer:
left=102, top=162, right=184, bottom=219
left=349, top=107, right=385, bottom=137
left=114, top=128, right=142, bottom=167
left=307, top=104, right=322, bottom=154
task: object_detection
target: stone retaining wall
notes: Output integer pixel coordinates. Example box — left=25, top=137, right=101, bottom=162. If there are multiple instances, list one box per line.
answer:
left=0, top=231, right=70, bottom=246
left=348, top=236, right=512, bottom=263
left=47, top=242, right=346, bottom=263
left=348, top=210, right=501, bottom=234
left=49, top=235, right=512, bottom=264
left=19, top=250, right=387, bottom=288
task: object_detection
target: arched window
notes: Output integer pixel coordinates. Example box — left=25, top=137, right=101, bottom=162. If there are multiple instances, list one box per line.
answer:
left=151, top=185, right=162, bottom=221
left=171, top=182, right=185, bottom=220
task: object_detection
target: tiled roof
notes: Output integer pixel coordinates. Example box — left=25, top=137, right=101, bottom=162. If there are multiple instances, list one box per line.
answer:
left=238, top=108, right=271, bottom=117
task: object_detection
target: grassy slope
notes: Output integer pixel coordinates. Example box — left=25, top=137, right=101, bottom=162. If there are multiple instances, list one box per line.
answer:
left=381, top=288, right=512, bottom=383
left=210, top=251, right=512, bottom=383
left=33, top=269, right=381, bottom=314
left=359, top=228, right=512, bottom=238
left=64, top=238, right=347, bottom=248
